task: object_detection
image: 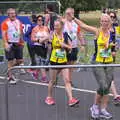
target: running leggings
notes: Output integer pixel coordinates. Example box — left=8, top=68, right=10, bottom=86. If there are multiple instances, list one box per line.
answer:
left=93, top=66, right=113, bottom=96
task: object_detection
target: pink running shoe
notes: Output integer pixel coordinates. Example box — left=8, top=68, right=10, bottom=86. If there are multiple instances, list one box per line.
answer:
left=41, top=76, right=49, bottom=83
left=68, top=98, right=79, bottom=107
left=32, top=70, right=39, bottom=80
left=27, top=69, right=33, bottom=73
left=113, top=96, right=120, bottom=105
left=45, top=97, right=55, bottom=105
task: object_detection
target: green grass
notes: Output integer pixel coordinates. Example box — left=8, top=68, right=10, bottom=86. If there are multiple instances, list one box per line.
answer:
left=0, top=40, right=4, bottom=55
left=81, top=18, right=99, bottom=27
left=80, top=11, right=100, bottom=27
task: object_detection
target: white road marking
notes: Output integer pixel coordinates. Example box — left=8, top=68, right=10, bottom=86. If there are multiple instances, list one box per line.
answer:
left=0, top=76, right=113, bottom=96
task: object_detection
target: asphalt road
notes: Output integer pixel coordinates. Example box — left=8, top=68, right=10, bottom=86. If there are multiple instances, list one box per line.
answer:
left=0, top=68, right=120, bottom=120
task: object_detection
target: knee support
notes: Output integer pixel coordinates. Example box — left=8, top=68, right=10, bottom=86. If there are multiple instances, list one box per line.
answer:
left=97, top=88, right=109, bottom=96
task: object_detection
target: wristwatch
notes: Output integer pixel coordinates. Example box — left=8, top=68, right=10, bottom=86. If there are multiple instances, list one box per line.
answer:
left=37, top=39, right=40, bottom=43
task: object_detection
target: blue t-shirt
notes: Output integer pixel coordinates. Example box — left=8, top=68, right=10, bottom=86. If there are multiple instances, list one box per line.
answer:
left=24, top=23, right=37, bottom=45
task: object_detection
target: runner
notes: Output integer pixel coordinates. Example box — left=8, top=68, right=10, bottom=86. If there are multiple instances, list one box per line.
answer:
left=45, top=19, right=79, bottom=106
left=91, top=11, right=120, bottom=106
left=63, top=8, right=85, bottom=86
left=1, top=8, right=24, bottom=84
left=31, top=15, right=49, bottom=82
left=71, top=13, right=114, bottom=119
left=108, top=11, right=120, bottom=105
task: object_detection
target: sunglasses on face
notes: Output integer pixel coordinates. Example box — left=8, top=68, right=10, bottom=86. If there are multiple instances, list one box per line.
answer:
left=37, top=19, right=42, bottom=21
left=110, top=16, right=115, bottom=19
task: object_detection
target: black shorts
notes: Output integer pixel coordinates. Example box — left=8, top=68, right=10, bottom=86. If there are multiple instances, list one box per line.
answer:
left=67, top=48, right=78, bottom=62
left=34, top=45, right=47, bottom=59
left=5, top=44, right=23, bottom=61
left=50, top=61, right=67, bottom=69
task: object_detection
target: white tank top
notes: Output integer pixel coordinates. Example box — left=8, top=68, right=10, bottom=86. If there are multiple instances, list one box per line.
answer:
left=63, top=20, right=79, bottom=48
left=34, top=31, right=48, bottom=46
left=7, top=19, right=21, bottom=43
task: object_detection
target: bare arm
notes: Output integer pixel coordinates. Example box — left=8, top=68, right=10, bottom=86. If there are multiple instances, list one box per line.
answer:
left=74, top=18, right=98, bottom=36
left=77, top=31, right=86, bottom=46
left=2, top=31, right=9, bottom=50
left=60, top=39, right=72, bottom=50
left=38, top=33, right=50, bottom=43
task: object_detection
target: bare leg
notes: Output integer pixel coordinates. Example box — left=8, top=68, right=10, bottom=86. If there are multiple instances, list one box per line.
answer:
left=41, top=68, right=47, bottom=77
left=8, top=60, right=14, bottom=78
left=111, top=81, right=119, bottom=98
left=94, top=93, right=102, bottom=105
left=101, top=95, right=109, bottom=109
left=62, top=68, right=73, bottom=100
left=47, top=69, right=58, bottom=97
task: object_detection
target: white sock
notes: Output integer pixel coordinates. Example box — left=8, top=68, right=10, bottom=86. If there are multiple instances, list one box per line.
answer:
left=93, top=104, right=99, bottom=108
left=101, top=108, right=106, bottom=112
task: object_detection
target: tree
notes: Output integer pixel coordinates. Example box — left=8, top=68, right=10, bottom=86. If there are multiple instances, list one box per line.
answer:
left=60, top=0, right=107, bottom=13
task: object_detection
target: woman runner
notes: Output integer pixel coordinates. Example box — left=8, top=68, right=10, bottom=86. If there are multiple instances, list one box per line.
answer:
left=45, top=19, right=79, bottom=106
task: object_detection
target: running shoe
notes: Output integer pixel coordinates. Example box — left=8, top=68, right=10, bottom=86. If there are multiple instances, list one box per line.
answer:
left=90, top=104, right=100, bottom=119
left=31, top=70, right=39, bottom=80
left=68, top=98, right=79, bottom=107
left=8, top=75, right=17, bottom=84
left=45, top=97, right=55, bottom=105
left=113, top=96, right=120, bottom=105
left=27, top=69, right=32, bottom=73
left=41, top=76, right=49, bottom=83
left=100, top=109, right=112, bottom=119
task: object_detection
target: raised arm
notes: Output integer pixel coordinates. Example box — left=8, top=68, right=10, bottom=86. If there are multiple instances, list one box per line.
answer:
left=74, top=18, right=98, bottom=36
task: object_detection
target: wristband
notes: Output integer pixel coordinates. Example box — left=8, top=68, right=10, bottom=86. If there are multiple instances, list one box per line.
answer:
left=37, top=39, right=40, bottom=43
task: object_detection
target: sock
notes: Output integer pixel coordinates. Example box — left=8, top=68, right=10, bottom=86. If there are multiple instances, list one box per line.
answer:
left=93, top=104, right=99, bottom=108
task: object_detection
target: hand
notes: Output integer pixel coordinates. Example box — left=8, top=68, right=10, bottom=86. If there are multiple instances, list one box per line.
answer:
left=37, top=39, right=42, bottom=43
left=60, top=42, right=65, bottom=48
left=112, top=52, right=116, bottom=57
left=66, top=12, right=75, bottom=20
left=60, top=42, right=72, bottom=50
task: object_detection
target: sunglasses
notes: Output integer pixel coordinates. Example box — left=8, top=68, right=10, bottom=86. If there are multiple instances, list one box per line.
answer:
left=110, top=16, right=115, bottom=18
left=37, top=19, right=42, bottom=21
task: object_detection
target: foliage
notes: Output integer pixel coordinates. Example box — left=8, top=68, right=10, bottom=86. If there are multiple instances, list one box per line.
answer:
left=60, top=0, right=106, bottom=13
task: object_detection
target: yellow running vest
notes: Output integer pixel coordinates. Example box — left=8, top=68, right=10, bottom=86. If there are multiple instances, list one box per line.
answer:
left=96, top=31, right=113, bottom=63
left=50, top=34, right=67, bottom=63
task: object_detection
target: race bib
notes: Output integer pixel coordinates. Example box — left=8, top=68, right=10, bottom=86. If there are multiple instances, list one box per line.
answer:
left=69, top=31, right=77, bottom=40
left=8, top=31, right=20, bottom=43
left=55, top=49, right=66, bottom=59
left=100, top=48, right=111, bottom=58
left=68, top=31, right=78, bottom=48
left=13, top=31, right=20, bottom=38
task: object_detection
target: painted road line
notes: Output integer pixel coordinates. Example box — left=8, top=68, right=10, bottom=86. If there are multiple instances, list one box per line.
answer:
left=0, top=76, right=113, bottom=96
